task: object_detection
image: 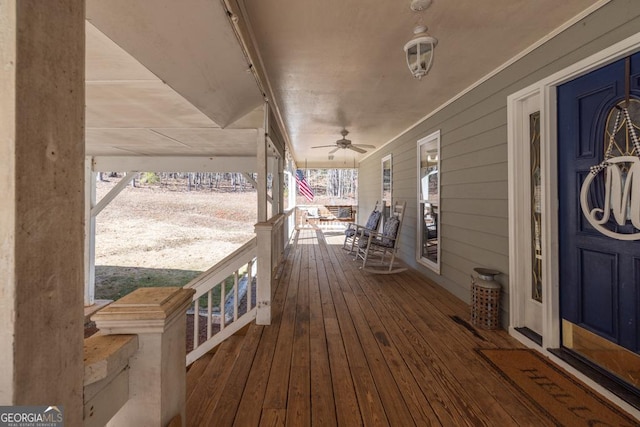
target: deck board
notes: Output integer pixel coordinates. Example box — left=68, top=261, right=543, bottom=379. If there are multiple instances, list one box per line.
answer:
left=287, top=240, right=311, bottom=426
left=200, top=323, right=264, bottom=426
left=262, top=237, right=303, bottom=411
left=316, top=231, right=390, bottom=426
left=308, top=239, right=337, bottom=426
left=186, top=227, right=555, bottom=426
left=340, top=260, right=457, bottom=425
left=187, top=335, right=244, bottom=426
left=232, top=234, right=296, bottom=427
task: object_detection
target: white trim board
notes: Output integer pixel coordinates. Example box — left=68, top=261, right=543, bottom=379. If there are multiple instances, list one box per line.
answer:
left=91, top=155, right=275, bottom=173
left=507, top=91, right=543, bottom=337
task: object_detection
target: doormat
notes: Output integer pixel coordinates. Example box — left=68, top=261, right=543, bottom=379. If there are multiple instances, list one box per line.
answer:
left=477, top=348, right=637, bottom=426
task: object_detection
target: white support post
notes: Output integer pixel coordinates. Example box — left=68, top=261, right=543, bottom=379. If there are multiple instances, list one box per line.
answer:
left=254, top=221, right=272, bottom=325
left=257, top=128, right=267, bottom=223
left=267, top=157, right=275, bottom=218
left=271, top=157, right=281, bottom=216
left=85, top=170, right=137, bottom=307
left=277, top=157, right=284, bottom=215
left=255, top=101, right=272, bottom=325
left=85, top=157, right=97, bottom=307
left=272, top=158, right=284, bottom=263
left=288, top=166, right=296, bottom=210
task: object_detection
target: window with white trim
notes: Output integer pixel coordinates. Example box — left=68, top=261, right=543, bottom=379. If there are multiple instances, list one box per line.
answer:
left=417, top=131, right=440, bottom=273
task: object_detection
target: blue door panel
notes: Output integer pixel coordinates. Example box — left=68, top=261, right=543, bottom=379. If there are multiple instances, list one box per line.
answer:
left=579, top=248, right=617, bottom=338
left=576, top=84, right=618, bottom=158
left=558, top=53, right=640, bottom=354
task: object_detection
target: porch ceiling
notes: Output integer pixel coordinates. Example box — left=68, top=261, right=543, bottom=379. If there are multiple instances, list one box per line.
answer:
left=85, top=1, right=264, bottom=160
left=84, top=0, right=602, bottom=167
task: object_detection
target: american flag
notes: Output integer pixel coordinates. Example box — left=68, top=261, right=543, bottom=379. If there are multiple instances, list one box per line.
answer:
left=295, top=169, right=315, bottom=202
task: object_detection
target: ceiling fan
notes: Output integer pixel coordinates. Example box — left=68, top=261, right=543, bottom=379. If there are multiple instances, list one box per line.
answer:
left=311, top=129, right=375, bottom=154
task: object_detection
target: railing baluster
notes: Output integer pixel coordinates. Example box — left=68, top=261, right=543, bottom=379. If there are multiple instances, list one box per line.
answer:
left=234, top=270, right=239, bottom=321
left=193, top=300, right=199, bottom=348
left=220, top=280, right=225, bottom=330
left=207, top=289, right=212, bottom=339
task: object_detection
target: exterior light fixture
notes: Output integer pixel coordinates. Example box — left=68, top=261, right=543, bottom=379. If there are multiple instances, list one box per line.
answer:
left=410, top=0, right=432, bottom=12
left=404, top=25, right=438, bottom=79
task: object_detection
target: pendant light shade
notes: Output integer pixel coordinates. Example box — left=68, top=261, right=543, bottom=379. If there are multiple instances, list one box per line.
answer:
left=404, top=25, right=438, bottom=79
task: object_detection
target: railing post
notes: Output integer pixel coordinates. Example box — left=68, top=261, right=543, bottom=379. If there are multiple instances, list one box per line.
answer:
left=254, top=221, right=273, bottom=325
left=91, top=287, right=195, bottom=426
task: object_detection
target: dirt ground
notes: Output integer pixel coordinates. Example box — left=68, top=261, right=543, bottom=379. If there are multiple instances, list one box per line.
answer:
left=95, top=179, right=258, bottom=298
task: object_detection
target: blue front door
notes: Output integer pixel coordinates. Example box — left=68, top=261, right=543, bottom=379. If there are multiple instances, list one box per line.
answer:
left=558, top=54, right=640, bottom=358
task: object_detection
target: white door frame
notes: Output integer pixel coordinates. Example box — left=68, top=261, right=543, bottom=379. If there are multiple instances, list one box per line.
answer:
left=508, top=32, right=640, bottom=350
left=507, top=91, right=544, bottom=337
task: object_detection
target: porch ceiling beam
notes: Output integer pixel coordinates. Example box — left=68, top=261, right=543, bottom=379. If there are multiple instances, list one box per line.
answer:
left=91, top=156, right=272, bottom=173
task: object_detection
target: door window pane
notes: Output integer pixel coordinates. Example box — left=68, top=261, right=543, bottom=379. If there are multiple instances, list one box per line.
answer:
left=530, top=111, right=542, bottom=303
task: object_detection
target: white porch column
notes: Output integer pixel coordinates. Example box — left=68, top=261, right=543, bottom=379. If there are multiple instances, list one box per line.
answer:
left=0, top=1, right=85, bottom=424
left=271, top=156, right=280, bottom=215
left=92, top=287, right=195, bottom=427
left=85, top=157, right=97, bottom=306
left=255, top=120, right=272, bottom=324
left=277, top=157, right=285, bottom=215
left=257, top=128, right=268, bottom=223
left=288, top=168, right=296, bottom=210
left=254, top=221, right=273, bottom=325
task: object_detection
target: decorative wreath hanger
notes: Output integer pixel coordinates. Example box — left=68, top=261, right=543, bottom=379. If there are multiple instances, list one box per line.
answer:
left=580, top=90, right=640, bottom=240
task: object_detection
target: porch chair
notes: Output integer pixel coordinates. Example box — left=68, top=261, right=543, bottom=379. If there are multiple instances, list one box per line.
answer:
left=356, top=201, right=407, bottom=274
left=342, top=201, right=381, bottom=254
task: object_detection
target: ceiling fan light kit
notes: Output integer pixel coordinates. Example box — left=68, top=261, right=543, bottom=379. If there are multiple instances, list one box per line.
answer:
left=405, top=1, right=437, bottom=79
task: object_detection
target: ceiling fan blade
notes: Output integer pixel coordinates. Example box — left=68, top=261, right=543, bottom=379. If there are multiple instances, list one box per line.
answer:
left=353, top=144, right=376, bottom=149
left=328, top=147, right=340, bottom=154
left=348, top=145, right=367, bottom=154
left=311, top=144, right=337, bottom=149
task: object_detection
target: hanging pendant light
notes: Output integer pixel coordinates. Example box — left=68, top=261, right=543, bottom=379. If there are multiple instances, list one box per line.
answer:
left=404, top=25, right=438, bottom=79
left=410, top=0, right=432, bottom=12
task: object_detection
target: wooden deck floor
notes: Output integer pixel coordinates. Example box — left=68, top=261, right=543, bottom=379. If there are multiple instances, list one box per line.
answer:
left=186, top=227, right=554, bottom=426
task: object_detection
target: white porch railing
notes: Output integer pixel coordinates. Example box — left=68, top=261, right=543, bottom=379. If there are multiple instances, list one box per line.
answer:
left=184, top=237, right=258, bottom=365
left=183, top=212, right=293, bottom=365
left=83, top=213, right=295, bottom=424
left=294, top=204, right=356, bottom=229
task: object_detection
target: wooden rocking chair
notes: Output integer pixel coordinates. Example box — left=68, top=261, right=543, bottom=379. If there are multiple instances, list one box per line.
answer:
left=356, top=201, right=407, bottom=274
left=342, top=201, right=381, bottom=254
